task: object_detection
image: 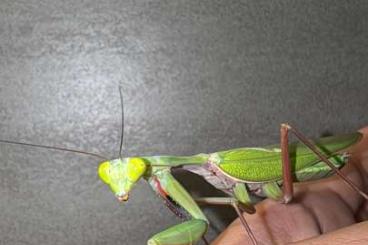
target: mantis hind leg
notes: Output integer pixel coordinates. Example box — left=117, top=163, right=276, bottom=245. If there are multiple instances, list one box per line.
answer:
left=261, top=156, right=349, bottom=201
left=280, top=124, right=294, bottom=203
left=280, top=123, right=368, bottom=202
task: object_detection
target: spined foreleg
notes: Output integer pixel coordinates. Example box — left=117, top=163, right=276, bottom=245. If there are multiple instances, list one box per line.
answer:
left=148, top=169, right=209, bottom=245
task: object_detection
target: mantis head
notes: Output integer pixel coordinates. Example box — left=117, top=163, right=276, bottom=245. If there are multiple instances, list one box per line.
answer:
left=98, top=157, right=147, bottom=202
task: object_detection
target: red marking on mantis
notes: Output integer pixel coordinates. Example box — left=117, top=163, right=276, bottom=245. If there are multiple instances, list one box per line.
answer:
left=152, top=176, right=186, bottom=220
left=152, top=176, right=169, bottom=197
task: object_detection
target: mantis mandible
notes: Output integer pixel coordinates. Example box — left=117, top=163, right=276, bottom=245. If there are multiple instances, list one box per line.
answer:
left=1, top=87, right=367, bottom=245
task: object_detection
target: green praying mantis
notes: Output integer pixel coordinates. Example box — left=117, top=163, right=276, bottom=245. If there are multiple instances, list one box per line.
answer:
left=1, top=88, right=367, bottom=245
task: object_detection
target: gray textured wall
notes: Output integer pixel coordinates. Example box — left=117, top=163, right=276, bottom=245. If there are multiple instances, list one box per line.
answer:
left=0, top=1, right=368, bottom=244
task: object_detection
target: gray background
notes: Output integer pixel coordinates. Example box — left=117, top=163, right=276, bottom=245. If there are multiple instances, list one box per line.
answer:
left=0, top=1, right=368, bottom=244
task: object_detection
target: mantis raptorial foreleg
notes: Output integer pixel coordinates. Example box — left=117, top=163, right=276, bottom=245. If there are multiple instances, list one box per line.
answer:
left=280, top=123, right=368, bottom=202
left=148, top=169, right=209, bottom=245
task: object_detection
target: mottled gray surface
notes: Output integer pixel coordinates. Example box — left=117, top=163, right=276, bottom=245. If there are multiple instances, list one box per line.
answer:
left=0, top=1, right=368, bottom=244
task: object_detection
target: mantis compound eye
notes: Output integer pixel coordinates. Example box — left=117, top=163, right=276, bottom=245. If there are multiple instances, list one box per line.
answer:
left=98, top=161, right=111, bottom=184
left=126, top=157, right=147, bottom=182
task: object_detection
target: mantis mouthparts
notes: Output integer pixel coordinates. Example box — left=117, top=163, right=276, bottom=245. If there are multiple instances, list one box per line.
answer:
left=117, top=194, right=129, bottom=202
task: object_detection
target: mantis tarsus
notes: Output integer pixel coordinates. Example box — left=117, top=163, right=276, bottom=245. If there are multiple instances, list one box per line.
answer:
left=1, top=88, right=367, bottom=245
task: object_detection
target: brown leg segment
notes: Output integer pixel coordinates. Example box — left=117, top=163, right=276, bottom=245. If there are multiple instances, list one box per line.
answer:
left=281, top=124, right=294, bottom=203
left=201, top=237, right=209, bottom=245
left=281, top=123, right=368, bottom=200
left=232, top=203, right=258, bottom=245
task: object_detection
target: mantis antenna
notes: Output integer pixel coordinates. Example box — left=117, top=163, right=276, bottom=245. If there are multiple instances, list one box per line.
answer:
left=0, top=139, right=107, bottom=160
left=118, top=85, right=124, bottom=158
left=0, top=87, right=126, bottom=161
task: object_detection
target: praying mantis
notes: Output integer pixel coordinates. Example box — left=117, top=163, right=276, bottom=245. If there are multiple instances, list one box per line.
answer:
left=1, top=88, right=367, bottom=245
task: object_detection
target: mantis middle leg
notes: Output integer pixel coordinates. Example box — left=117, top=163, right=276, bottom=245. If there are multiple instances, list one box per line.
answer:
left=195, top=183, right=258, bottom=245
left=195, top=196, right=258, bottom=245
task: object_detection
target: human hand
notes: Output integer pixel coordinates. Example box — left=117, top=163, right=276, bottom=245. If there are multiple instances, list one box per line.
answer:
left=212, top=127, right=368, bottom=245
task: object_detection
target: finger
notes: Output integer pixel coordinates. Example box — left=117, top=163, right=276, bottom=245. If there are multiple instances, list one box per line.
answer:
left=212, top=198, right=320, bottom=244
left=351, top=126, right=368, bottom=184
left=293, top=221, right=368, bottom=245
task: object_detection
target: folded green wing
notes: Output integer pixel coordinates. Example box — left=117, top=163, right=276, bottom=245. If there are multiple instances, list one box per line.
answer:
left=216, top=132, right=362, bottom=182
left=293, top=154, right=346, bottom=182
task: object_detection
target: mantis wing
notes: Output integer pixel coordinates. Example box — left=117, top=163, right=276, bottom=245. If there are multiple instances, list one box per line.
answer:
left=293, top=154, right=346, bottom=182
left=216, top=132, right=362, bottom=182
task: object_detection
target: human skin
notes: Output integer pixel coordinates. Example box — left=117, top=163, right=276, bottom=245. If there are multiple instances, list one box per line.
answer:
left=212, top=127, right=368, bottom=245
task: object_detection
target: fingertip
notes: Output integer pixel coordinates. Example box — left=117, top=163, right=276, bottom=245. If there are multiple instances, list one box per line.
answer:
left=358, top=126, right=368, bottom=136
left=354, top=126, right=368, bottom=150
